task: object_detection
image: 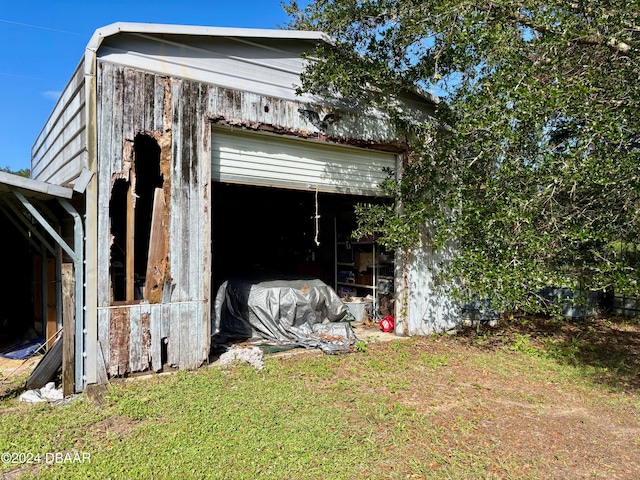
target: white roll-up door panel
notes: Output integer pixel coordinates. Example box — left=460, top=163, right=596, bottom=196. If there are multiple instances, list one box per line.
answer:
left=211, top=128, right=396, bottom=196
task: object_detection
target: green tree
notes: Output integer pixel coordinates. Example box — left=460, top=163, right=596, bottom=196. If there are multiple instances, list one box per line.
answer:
left=1, top=166, right=30, bottom=178
left=286, top=1, right=640, bottom=312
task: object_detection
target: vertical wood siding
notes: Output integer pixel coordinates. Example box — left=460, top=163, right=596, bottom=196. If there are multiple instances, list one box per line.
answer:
left=97, top=63, right=210, bottom=375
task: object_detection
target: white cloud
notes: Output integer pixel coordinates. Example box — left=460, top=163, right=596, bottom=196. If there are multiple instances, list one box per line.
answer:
left=42, top=90, right=62, bottom=101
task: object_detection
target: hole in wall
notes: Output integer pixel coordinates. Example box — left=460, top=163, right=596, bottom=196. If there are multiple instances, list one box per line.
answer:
left=109, top=134, right=164, bottom=303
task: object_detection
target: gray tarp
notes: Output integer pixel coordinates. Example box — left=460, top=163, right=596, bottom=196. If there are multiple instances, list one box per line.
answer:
left=212, top=275, right=357, bottom=353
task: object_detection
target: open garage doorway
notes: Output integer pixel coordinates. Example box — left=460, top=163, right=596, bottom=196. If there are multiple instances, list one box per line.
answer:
left=211, top=182, right=387, bottom=293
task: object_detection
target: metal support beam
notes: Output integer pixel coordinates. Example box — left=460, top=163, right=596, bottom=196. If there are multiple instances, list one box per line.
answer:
left=58, top=199, right=85, bottom=392
left=12, top=190, right=78, bottom=263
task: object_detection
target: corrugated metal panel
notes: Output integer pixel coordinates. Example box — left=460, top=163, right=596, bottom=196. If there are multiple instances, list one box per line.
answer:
left=98, top=33, right=313, bottom=103
left=32, top=61, right=87, bottom=185
left=211, top=128, right=396, bottom=195
left=404, top=232, right=461, bottom=335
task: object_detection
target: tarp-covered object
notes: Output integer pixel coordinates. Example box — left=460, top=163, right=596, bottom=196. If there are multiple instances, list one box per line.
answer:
left=213, top=275, right=357, bottom=353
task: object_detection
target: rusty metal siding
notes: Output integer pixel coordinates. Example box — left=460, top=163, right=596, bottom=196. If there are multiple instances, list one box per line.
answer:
left=32, top=61, right=87, bottom=185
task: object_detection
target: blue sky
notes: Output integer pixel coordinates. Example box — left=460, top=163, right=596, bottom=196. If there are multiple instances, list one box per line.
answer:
left=0, top=0, right=297, bottom=172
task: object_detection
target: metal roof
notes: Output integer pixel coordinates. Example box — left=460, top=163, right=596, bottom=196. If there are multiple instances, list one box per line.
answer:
left=0, top=171, right=73, bottom=200
left=86, top=22, right=331, bottom=54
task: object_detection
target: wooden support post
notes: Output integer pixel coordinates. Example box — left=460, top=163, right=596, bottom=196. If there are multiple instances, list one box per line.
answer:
left=46, top=258, right=57, bottom=349
left=61, top=263, right=75, bottom=396
left=126, top=170, right=136, bottom=301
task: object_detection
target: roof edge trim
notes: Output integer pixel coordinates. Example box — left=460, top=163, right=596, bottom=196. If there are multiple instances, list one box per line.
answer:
left=0, top=171, right=74, bottom=199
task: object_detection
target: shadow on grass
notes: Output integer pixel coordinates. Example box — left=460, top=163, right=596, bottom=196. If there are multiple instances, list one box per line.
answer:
left=458, top=314, right=640, bottom=391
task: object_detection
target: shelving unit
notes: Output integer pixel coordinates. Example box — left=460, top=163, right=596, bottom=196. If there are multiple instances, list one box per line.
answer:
left=334, top=237, right=394, bottom=321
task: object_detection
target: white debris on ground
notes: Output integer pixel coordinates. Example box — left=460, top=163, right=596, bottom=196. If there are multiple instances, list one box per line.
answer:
left=19, top=382, right=64, bottom=403
left=218, top=346, right=264, bottom=370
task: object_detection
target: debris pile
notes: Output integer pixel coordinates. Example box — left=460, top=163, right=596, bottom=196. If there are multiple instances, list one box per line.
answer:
left=219, top=346, right=264, bottom=370
left=19, top=382, right=63, bottom=403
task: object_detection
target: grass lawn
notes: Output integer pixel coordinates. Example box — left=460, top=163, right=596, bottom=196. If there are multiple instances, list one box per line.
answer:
left=1, top=316, right=639, bottom=479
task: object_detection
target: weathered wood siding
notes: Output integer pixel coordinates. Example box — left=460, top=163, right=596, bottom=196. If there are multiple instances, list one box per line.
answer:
left=97, top=62, right=210, bottom=375
left=32, top=61, right=87, bottom=185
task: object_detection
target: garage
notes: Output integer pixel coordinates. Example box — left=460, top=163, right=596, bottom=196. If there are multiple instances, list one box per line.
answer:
left=210, top=128, right=398, bottom=342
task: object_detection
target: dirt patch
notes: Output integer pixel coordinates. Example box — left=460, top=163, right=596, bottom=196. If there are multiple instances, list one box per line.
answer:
left=0, top=356, right=42, bottom=397
left=320, top=316, right=640, bottom=479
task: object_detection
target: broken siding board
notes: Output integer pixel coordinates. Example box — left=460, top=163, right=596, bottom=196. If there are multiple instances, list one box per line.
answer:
left=145, top=188, right=167, bottom=304
left=97, top=308, right=110, bottom=373
left=140, top=303, right=152, bottom=371
left=186, top=82, right=200, bottom=303
left=125, top=173, right=136, bottom=301
left=109, top=308, right=130, bottom=376
left=129, top=304, right=142, bottom=372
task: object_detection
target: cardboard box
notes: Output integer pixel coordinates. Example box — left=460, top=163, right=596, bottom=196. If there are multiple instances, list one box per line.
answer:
left=356, top=273, right=373, bottom=285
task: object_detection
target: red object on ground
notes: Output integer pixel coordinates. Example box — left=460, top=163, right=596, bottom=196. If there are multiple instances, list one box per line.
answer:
left=380, top=316, right=394, bottom=332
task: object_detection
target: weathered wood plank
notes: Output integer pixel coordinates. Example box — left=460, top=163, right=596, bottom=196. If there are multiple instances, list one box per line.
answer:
left=145, top=188, right=167, bottom=304
left=109, top=308, right=130, bottom=376
left=161, top=300, right=171, bottom=339
left=129, top=305, right=142, bottom=372
left=144, top=72, right=155, bottom=133
left=123, top=69, right=136, bottom=141
left=168, top=303, right=181, bottom=367
left=180, top=302, right=192, bottom=368
left=150, top=304, right=163, bottom=372
left=170, top=79, right=184, bottom=302
left=111, top=65, right=125, bottom=173
left=61, top=263, right=75, bottom=396
left=140, top=302, right=151, bottom=371
left=135, top=70, right=147, bottom=133
left=97, top=63, right=114, bottom=308
left=46, top=258, right=57, bottom=349
left=153, top=76, right=166, bottom=133
left=97, top=308, right=110, bottom=375
left=125, top=170, right=136, bottom=301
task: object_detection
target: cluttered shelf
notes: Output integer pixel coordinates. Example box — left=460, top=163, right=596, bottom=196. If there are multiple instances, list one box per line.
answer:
left=334, top=238, right=395, bottom=323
